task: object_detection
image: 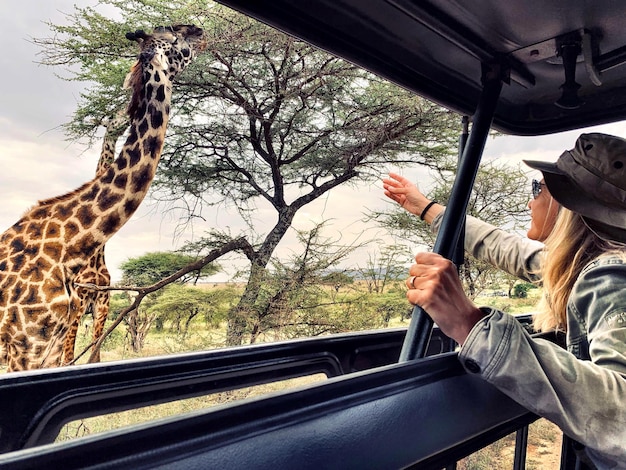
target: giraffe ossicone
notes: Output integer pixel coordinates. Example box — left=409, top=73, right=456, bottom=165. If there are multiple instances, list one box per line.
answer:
left=0, top=24, right=207, bottom=372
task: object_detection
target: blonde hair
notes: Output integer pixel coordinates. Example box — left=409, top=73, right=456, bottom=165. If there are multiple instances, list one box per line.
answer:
left=534, top=209, right=626, bottom=332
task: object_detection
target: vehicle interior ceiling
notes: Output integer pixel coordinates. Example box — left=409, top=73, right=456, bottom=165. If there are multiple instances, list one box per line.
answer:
left=216, top=0, right=626, bottom=136
left=216, top=0, right=626, bottom=357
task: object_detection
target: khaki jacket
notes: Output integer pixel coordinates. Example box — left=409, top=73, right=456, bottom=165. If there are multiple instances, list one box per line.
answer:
left=431, top=213, right=626, bottom=468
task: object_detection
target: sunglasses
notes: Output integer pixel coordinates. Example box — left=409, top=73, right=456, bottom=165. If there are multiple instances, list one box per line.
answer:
left=532, top=179, right=545, bottom=199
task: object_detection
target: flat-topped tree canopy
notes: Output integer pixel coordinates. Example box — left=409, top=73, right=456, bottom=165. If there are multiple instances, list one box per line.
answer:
left=215, top=0, right=626, bottom=136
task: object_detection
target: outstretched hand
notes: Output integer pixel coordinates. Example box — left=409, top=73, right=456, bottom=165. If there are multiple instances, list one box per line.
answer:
left=382, top=172, right=429, bottom=215
left=405, top=252, right=486, bottom=345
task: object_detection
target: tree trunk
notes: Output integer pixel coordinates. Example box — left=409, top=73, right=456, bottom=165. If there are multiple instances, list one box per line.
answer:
left=125, top=308, right=156, bottom=353
left=226, top=208, right=297, bottom=346
left=126, top=309, right=142, bottom=353
left=182, top=309, right=199, bottom=337
left=226, top=262, right=265, bottom=345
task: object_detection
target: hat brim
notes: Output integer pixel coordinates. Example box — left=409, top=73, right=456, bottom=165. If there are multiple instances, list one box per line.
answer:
left=523, top=159, right=564, bottom=177
left=524, top=159, right=626, bottom=235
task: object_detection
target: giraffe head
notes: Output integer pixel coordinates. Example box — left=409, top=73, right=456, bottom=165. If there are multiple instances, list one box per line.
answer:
left=124, top=24, right=207, bottom=119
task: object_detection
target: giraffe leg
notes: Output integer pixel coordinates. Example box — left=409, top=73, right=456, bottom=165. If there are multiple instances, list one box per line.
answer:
left=61, top=283, right=94, bottom=365
left=69, top=249, right=110, bottom=365
left=62, top=315, right=81, bottom=365
left=38, top=320, right=71, bottom=369
left=89, top=290, right=110, bottom=363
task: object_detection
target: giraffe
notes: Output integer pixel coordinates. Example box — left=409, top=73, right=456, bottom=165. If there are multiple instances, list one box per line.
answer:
left=0, top=24, right=207, bottom=371
left=62, top=113, right=129, bottom=365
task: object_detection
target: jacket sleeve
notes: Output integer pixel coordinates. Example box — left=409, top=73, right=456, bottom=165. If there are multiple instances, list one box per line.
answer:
left=431, top=212, right=543, bottom=282
left=458, top=261, right=626, bottom=465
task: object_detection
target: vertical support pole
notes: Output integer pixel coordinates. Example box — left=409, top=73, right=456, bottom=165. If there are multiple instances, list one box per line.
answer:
left=513, top=426, right=529, bottom=470
left=452, top=115, right=470, bottom=269
left=441, top=116, right=470, bottom=353
left=399, top=64, right=504, bottom=362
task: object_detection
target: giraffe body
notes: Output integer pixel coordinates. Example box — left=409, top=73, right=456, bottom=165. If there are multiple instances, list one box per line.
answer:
left=0, top=25, right=206, bottom=371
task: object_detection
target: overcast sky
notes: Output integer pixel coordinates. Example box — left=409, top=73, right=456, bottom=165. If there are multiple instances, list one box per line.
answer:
left=3, top=2, right=626, bottom=283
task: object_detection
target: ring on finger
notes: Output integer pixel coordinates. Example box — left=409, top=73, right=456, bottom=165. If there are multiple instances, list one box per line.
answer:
left=408, top=276, right=417, bottom=289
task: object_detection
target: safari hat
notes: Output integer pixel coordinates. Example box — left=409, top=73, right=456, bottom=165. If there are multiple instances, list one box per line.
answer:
left=524, top=133, right=626, bottom=242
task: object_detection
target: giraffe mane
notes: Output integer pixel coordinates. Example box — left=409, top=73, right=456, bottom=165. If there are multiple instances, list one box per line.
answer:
left=36, top=182, right=94, bottom=207
left=123, top=61, right=144, bottom=121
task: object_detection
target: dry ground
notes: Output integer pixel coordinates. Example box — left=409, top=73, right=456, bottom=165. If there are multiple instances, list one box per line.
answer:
left=459, top=418, right=562, bottom=469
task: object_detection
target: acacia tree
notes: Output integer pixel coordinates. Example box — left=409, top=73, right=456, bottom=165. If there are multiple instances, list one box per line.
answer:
left=356, top=244, right=413, bottom=294
left=36, top=0, right=462, bottom=346
left=371, top=160, right=531, bottom=298
left=248, top=223, right=381, bottom=342
left=120, top=251, right=219, bottom=287
left=119, top=251, right=219, bottom=351
left=147, top=284, right=237, bottom=337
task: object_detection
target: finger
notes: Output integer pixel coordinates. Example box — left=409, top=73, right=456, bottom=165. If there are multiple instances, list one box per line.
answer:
left=383, top=189, right=404, bottom=203
left=383, top=184, right=408, bottom=196
left=414, top=251, right=446, bottom=265
left=405, top=277, right=435, bottom=309
left=388, top=172, right=409, bottom=184
left=408, top=256, right=453, bottom=290
left=382, top=179, right=403, bottom=191
left=405, top=275, right=417, bottom=289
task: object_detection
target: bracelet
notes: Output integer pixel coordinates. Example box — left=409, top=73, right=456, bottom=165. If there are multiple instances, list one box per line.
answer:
left=420, top=201, right=437, bottom=221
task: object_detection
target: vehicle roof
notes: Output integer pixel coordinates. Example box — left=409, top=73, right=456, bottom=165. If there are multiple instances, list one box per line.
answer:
left=216, top=0, right=626, bottom=136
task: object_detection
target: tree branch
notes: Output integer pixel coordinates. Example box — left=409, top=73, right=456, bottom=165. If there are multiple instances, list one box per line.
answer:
left=71, top=237, right=255, bottom=364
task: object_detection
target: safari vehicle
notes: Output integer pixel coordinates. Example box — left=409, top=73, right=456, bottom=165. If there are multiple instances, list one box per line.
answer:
left=1, top=0, right=625, bottom=468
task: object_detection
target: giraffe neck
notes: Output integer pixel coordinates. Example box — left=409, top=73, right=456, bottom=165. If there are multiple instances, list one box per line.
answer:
left=62, top=113, right=128, bottom=366
left=60, top=72, right=174, bottom=257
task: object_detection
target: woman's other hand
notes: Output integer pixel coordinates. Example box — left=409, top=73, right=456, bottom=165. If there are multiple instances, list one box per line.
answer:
left=406, top=252, right=486, bottom=345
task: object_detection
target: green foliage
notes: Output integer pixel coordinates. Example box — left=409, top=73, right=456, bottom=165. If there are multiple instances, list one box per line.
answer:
left=35, top=0, right=460, bottom=184
left=243, top=224, right=365, bottom=341
left=320, top=271, right=354, bottom=291
left=120, top=251, right=219, bottom=286
left=512, top=282, right=535, bottom=298
left=34, top=0, right=217, bottom=142
left=367, top=292, right=413, bottom=325
left=357, top=245, right=412, bottom=294
left=147, top=284, right=237, bottom=333
left=431, top=159, right=531, bottom=229
left=109, top=292, right=132, bottom=319
left=116, top=250, right=220, bottom=352
left=99, top=322, right=126, bottom=351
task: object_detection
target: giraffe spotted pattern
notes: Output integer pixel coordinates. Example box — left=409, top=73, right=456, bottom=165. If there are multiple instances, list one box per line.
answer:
left=0, top=25, right=207, bottom=371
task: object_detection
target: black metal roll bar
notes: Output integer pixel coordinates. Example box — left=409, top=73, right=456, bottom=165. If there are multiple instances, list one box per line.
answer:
left=400, top=62, right=506, bottom=361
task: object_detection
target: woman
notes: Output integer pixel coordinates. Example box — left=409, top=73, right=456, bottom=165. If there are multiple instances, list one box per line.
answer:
left=384, top=133, right=626, bottom=468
